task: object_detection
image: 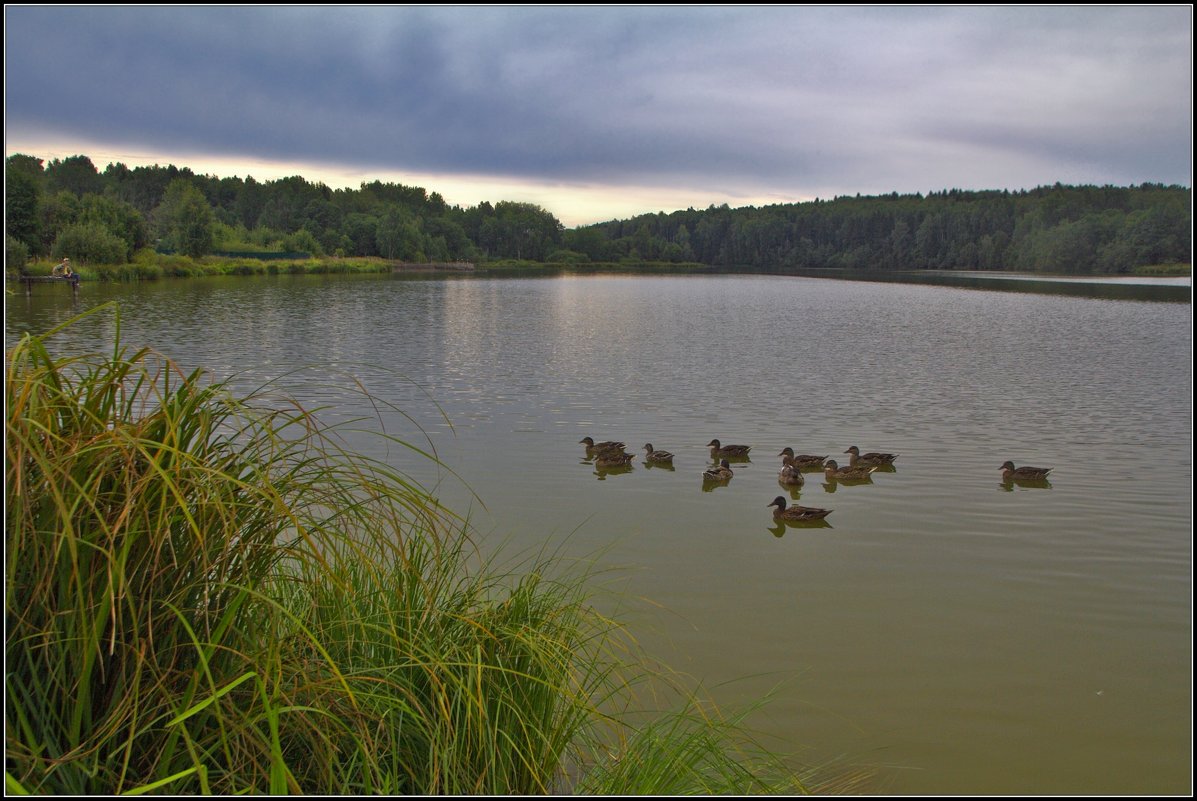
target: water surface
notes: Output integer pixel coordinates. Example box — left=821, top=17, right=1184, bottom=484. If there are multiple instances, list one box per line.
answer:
left=7, top=273, right=1191, bottom=794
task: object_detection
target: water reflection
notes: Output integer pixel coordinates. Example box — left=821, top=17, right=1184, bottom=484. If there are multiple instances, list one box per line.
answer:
left=768, top=518, right=834, bottom=537
left=999, top=477, right=1053, bottom=491
left=821, top=478, right=878, bottom=493
left=592, top=466, right=633, bottom=480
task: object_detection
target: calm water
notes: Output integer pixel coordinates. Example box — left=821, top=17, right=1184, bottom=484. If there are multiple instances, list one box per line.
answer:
left=6, top=273, right=1192, bottom=794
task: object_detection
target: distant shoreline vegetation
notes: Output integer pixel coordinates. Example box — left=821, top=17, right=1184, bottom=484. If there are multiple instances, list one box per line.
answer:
left=7, top=253, right=1188, bottom=286
left=6, top=152, right=1191, bottom=279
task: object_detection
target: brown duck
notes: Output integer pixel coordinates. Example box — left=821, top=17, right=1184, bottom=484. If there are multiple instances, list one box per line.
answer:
left=777, top=455, right=805, bottom=486
left=777, top=447, right=827, bottom=469
left=768, top=496, right=832, bottom=521
left=707, top=439, right=752, bottom=459
left=824, top=459, right=879, bottom=481
left=1000, top=461, right=1052, bottom=481
left=844, top=446, right=898, bottom=467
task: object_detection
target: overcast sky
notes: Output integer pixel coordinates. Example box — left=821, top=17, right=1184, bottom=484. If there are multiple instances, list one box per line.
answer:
left=5, top=6, right=1192, bottom=226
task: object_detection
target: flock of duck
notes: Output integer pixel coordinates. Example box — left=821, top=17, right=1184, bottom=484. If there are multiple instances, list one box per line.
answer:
left=580, top=437, right=1053, bottom=525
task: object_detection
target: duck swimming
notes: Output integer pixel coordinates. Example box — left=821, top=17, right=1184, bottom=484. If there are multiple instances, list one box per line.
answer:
left=580, top=437, right=626, bottom=456
left=844, top=446, right=898, bottom=467
left=642, top=443, right=675, bottom=464
left=594, top=450, right=635, bottom=469
left=824, top=459, right=879, bottom=481
left=777, top=447, right=828, bottom=469
left=707, top=439, right=752, bottom=459
left=778, top=454, right=805, bottom=486
left=1000, top=461, right=1052, bottom=481
left=702, top=459, right=734, bottom=482
left=768, top=496, right=832, bottom=521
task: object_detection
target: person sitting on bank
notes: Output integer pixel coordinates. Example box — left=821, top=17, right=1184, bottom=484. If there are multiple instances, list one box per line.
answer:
left=51, top=258, right=73, bottom=277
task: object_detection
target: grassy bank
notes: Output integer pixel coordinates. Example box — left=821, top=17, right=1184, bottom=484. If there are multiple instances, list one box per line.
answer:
left=1132, top=262, right=1191, bottom=277
left=13, top=253, right=395, bottom=282
left=11, top=253, right=1188, bottom=283
left=9, top=255, right=715, bottom=282
left=5, top=306, right=854, bottom=795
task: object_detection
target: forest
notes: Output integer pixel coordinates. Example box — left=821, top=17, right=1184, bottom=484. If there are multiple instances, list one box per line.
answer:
left=5, top=153, right=1190, bottom=275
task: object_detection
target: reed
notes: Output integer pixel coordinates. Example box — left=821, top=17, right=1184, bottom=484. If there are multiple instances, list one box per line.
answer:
left=6, top=306, right=844, bottom=794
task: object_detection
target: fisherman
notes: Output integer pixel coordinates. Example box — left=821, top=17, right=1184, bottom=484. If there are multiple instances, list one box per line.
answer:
left=51, top=257, right=73, bottom=278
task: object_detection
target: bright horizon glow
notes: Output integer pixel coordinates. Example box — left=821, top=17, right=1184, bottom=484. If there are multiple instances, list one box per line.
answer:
left=4, top=136, right=815, bottom=229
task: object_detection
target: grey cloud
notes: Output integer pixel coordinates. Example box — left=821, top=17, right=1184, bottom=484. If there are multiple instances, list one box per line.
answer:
left=5, top=6, right=1190, bottom=196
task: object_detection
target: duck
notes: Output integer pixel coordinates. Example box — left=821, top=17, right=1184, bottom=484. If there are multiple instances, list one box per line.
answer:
left=1000, top=461, right=1052, bottom=481
left=642, top=443, right=675, bottom=464
left=768, top=496, right=832, bottom=521
left=823, top=459, right=879, bottom=481
left=580, top=437, right=626, bottom=456
left=594, top=450, right=635, bottom=469
left=702, top=459, right=734, bottom=482
left=777, top=447, right=828, bottom=469
left=844, top=446, right=898, bottom=467
left=707, top=439, right=752, bottom=459
left=777, top=454, right=805, bottom=486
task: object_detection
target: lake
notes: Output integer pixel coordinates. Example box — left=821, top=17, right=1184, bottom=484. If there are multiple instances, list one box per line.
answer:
left=6, top=271, right=1192, bottom=794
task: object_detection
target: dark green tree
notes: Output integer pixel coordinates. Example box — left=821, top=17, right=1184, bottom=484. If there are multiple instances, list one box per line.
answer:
left=154, top=179, right=216, bottom=257
left=38, top=191, right=80, bottom=255
left=45, top=155, right=102, bottom=197
left=376, top=208, right=423, bottom=260
left=5, top=159, right=43, bottom=252
left=77, top=195, right=148, bottom=262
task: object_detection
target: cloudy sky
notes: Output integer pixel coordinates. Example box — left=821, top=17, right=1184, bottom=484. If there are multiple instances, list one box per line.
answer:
left=5, top=6, right=1192, bottom=226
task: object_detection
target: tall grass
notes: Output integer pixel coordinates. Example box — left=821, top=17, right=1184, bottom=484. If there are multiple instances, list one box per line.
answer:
left=6, top=306, right=852, bottom=794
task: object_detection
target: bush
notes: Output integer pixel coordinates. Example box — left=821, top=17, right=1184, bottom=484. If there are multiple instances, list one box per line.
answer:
left=547, top=248, right=590, bottom=263
left=6, top=234, right=30, bottom=275
left=51, top=221, right=128, bottom=266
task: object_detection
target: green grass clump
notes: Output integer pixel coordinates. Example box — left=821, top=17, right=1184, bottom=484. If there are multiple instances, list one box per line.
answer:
left=6, top=306, right=845, bottom=795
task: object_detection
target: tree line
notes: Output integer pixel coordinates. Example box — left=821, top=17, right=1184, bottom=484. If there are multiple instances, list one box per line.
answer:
left=567, top=185, right=1190, bottom=274
left=6, top=153, right=1190, bottom=275
left=5, top=153, right=566, bottom=269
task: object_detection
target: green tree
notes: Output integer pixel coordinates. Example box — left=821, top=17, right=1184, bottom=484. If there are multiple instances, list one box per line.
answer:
left=38, top=191, right=80, bottom=255
left=343, top=213, right=380, bottom=256
left=5, top=160, right=43, bottom=252
left=283, top=228, right=322, bottom=257
left=52, top=222, right=128, bottom=265
left=77, top=195, right=148, bottom=262
left=376, top=208, right=423, bottom=260
left=45, top=155, right=102, bottom=197
left=6, top=153, right=45, bottom=182
left=155, top=179, right=216, bottom=257
left=482, top=202, right=563, bottom=260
